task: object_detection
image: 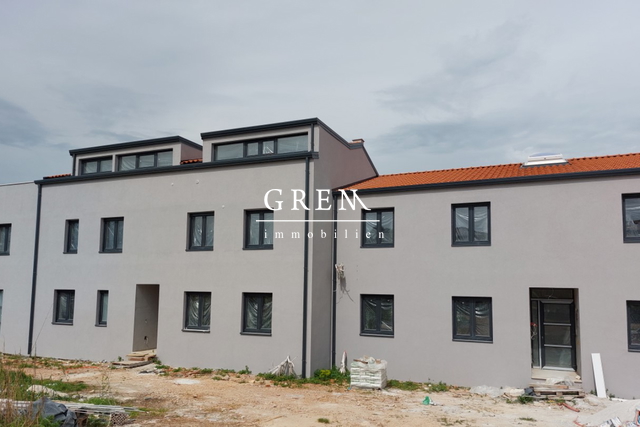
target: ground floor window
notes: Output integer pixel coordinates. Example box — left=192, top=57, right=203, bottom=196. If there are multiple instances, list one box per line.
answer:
left=627, top=301, right=640, bottom=351
left=54, top=290, right=75, bottom=324
left=97, top=290, right=108, bottom=326
left=361, top=295, right=394, bottom=336
left=184, top=292, right=211, bottom=331
left=452, top=297, right=492, bottom=342
left=242, top=293, right=272, bottom=334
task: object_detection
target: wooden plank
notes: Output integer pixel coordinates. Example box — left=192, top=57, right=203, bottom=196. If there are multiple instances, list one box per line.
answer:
left=591, top=353, right=607, bottom=398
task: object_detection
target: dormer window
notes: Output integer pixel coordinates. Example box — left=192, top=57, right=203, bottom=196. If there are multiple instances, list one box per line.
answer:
left=118, top=150, right=172, bottom=171
left=81, top=157, right=113, bottom=175
left=213, top=134, right=307, bottom=161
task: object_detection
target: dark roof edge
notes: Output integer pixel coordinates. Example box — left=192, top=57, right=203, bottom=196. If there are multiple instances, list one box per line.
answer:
left=37, top=152, right=315, bottom=185
left=201, top=118, right=322, bottom=139
left=345, top=167, right=640, bottom=194
left=69, top=136, right=202, bottom=156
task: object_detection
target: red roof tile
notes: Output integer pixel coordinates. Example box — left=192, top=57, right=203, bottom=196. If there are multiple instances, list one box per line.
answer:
left=180, top=158, right=202, bottom=165
left=43, top=173, right=72, bottom=179
left=347, top=152, right=640, bottom=190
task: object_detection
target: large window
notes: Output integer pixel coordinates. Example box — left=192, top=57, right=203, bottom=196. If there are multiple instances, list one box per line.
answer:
left=97, top=291, right=108, bottom=326
left=101, top=218, right=124, bottom=253
left=452, top=203, right=490, bottom=246
left=242, top=293, right=272, bottom=334
left=188, top=213, right=214, bottom=251
left=54, top=290, right=75, bottom=324
left=65, top=220, right=79, bottom=254
left=361, top=295, right=394, bottom=336
left=214, top=134, right=307, bottom=161
left=452, top=297, right=493, bottom=342
left=245, top=211, right=273, bottom=249
left=184, top=292, right=211, bottom=331
left=627, top=301, right=640, bottom=351
left=0, top=224, right=10, bottom=255
left=118, top=150, right=172, bottom=171
left=362, top=209, right=394, bottom=247
left=81, top=157, right=112, bottom=175
left=623, top=195, right=640, bottom=242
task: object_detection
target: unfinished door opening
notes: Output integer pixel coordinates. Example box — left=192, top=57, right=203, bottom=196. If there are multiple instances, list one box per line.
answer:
left=530, top=288, right=578, bottom=372
left=132, top=284, right=159, bottom=352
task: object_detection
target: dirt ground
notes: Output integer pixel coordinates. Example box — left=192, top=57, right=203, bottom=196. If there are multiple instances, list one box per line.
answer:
left=18, top=361, right=622, bottom=427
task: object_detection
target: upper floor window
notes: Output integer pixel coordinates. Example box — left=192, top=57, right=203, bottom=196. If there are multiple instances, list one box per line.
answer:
left=214, top=134, right=307, bottom=161
left=184, top=292, right=211, bottom=331
left=623, top=194, right=640, bottom=242
left=627, top=301, right=640, bottom=351
left=54, top=290, right=75, bottom=325
left=361, top=294, right=394, bottom=336
left=0, top=224, right=11, bottom=255
left=245, top=210, right=273, bottom=249
left=118, top=150, right=172, bottom=171
left=452, top=202, right=490, bottom=246
left=81, top=157, right=112, bottom=175
left=452, top=297, right=493, bottom=342
left=64, top=220, right=79, bottom=254
left=188, top=213, right=214, bottom=251
left=362, top=209, right=394, bottom=247
left=101, top=218, right=124, bottom=253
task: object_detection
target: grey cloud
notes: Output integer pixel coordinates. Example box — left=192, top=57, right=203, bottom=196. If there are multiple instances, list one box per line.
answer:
left=0, top=98, right=49, bottom=148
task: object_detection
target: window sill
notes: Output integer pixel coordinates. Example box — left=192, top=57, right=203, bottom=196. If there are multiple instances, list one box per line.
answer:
left=186, top=248, right=213, bottom=252
left=95, top=324, right=107, bottom=327
left=64, top=252, right=77, bottom=255
left=0, top=253, right=9, bottom=256
left=452, top=338, right=493, bottom=344
left=99, top=251, right=122, bottom=254
left=360, top=245, right=394, bottom=249
left=243, top=246, right=273, bottom=250
left=52, top=322, right=73, bottom=326
left=360, top=332, right=394, bottom=338
left=628, top=348, right=640, bottom=352
left=182, top=328, right=210, bottom=333
left=240, top=331, right=272, bottom=336
left=452, top=242, right=491, bottom=247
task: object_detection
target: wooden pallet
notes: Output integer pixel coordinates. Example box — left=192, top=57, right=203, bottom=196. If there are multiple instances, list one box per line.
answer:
left=530, top=384, right=585, bottom=400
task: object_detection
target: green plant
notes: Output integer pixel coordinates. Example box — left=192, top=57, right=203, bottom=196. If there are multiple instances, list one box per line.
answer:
left=386, top=379, right=422, bottom=391
left=172, top=367, right=183, bottom=373
left=518, top=395, right=534, bottom=404
left=117, top=356, right=123, bottom=362
left=318, top=418, right=330, bottom=424
left=215, top=368, right=236, bottom=375
left=429, top=381, right=449, bottom=392
left=238, top=365, right=251, bottom=375
left=198, top=368, right=213, bottom=374
left=84, top=396, right=119, bottom=406
left=155, top=364, right=169, bottom=370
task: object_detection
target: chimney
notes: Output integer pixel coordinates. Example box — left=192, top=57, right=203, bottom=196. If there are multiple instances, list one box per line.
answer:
left=351, top=138, right=365, bottom=144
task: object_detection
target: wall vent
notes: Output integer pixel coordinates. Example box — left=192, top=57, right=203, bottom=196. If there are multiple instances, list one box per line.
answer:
left=523, top=153, right=568, bottom=167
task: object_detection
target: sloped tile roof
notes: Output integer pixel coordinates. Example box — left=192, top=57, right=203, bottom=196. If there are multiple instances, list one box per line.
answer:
left=347, top=153, right=640, bottom=190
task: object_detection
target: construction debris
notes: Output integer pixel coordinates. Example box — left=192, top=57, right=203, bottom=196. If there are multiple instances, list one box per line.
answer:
left=350, top=356, right=387, bottom=389
left=269, top=356, right=296, bottom=377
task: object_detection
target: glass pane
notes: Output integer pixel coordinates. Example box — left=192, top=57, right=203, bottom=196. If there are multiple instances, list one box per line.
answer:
left=248, top=213, right=260, bottom=246
left=83, top=161, right=98, bottom=174
left=68, top=293, right=74, bottom=320
left=138, top=154, right=155, bottom=168
left=205, top=215, right=214, bottom=247
left=263, top=212, right=273, bottom=245
left=157, top=151, right=172, bottom=167
left=247, top=142, right=259, bottom=156
left=277, top=135, right=307, bottom=153
left=119, top=155, right=136, bottom=171
left=263, top=141, right=275, bottom=154
left=544, top=346, right=573, bottom=369
left=363, top=297, right=377, bottom=331
left=544, top=303, right=571, bottom=324
left=531, top=301, right=540, bottom=367
left=364, top=212, right=377, bottom=245
left=100, top=292, right=108, bottom=324
left=262, top=296, right=272, bottom=330
left=380, top=297, right=393, bottom=332
left=68, top=221, right=78, bottom=251
left=544, top=325, right=571, bottom=346
left=473, top=206, right=489, bottom=242
left=58, top=294, right=67, bottom=320
left=625, top=197, right=640, bottom=238
left=530, top=288, right=574, bottom=300
left=380, top=211, right=394, bottom=244
left=629, top=303, right=640, bottom=346
left=454, top=207, right=469, bottom=242
left=105, top=221, right=116, bottom=250
left=216, top=143, right=243, bottom=160
left=116, top=220, right=123, bottom=250
left=191, top=216, right=203, bottom=247
left=99, top=158, right=112, bottom=172
left=455, top=300, right=471, bottom=336
left=474, top=300, right=491, bottom=337
left=245, top=296, right=258, bottom=330
left=202, top=294, right=211, bottom=327
left=0, top=227, right=6, bottom=251
left=187, top=294, right=199, bottom=327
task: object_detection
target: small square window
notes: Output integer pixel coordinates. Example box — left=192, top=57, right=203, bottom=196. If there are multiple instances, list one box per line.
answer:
left=184, top=292, right=211, bottom=331
left=245, top=210, right=273, bottom=249
left=362, top=209, right=394, bottom=247
left=452, top=203, right=490, bottom=246
left=188, top=213, right=214, bottom=251
left=623, top=195, right=640, bottom=242
left=54, top=290, right=75, bottom=324
left=97, top=290, right=108, bottom=326
left=361, top=295, right=394, bottom=336
left=627, top=301, right=640, bottom=351
left=101, top=218, right=124, bottom=253
left=242, top=293, right=272, bottom=334
left=65, top=220, right=79, bottom=254
left=452, top=297, right=493, bottom=342
left=0, top=224, right=11, bottom=255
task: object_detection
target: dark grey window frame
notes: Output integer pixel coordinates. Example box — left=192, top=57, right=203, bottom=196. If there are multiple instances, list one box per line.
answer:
left=451, top=202, right=491, bottom=246
left=184, top=292, right=211, bottom=332
left=100, top=217, right=124, bottom=253
left=244, top=210, right=273, bottom=250
left=623, top=194, right=640, bottom=243
left=0, top=224, right=11, bottom=255
left=360, top=294, right=394, bottom=337
left=64, top=219, right=79, bottom=254
left=361, top=209, right=394, bottom=248
left=117, top=150, right=172, bottom=171
left=187, top=212, right=214, bottom=251
left=213, top=134, right=308, bottom=161
left=53, top=290, right=75, bottom=325
left=627, top=300, right=640, bottom=351
left=96, top=290, right=108, bottom=327
left=452, top=296, right=493, bottom=342
left=80, top=156, right=113, bottom=175
left=242, top=292, right=272, bottom=335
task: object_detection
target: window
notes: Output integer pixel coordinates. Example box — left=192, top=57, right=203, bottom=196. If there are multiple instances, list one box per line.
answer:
left=242, top=293, right=272, bottom=334
left=188, top=213, right=214, bottom=251
left=101, top=218, right=124, bottom=253
left=0, top=224, right=10, bottom=255
left=245, top=210, right=273, bottom=249
left=118, top=150, right=172, bottom=171
left=452, top=297, right=493, bottom=342
left=623, top=195, right=640, bottom=242
left=184, top=292, right=211, bottom=331
left=361, top=295, right=394, bottom=336
left=81, top=157, right=112, bottom=175
left=64, top=220, right=79, bottom=253
left=362, top=209, right=394, bottom=247
left=96, top=291, right=108, bottom=326
left=214, top=134, right=307, bottom=161
left=627, top=301, right=640, bottom=351
left=452, top=203, right=490, bottom=246
left=54, top=290, right=75, bottom=324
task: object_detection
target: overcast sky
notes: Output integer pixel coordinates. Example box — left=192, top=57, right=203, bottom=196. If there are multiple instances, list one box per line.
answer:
left=2, top=1, right=640, bottom=183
